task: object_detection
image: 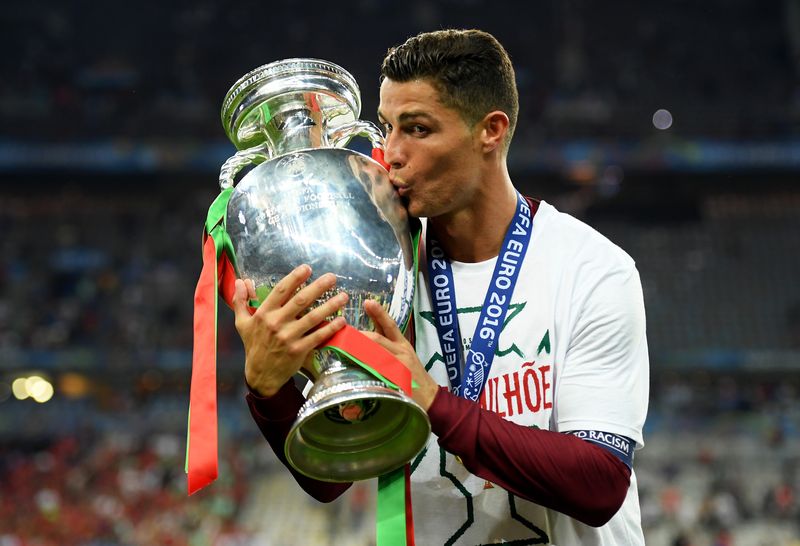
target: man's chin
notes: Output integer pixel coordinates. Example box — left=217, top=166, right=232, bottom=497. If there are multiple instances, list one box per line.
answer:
left=404, top=198, right=426, bottom=220
left=400, top=196, right=414, bottom=215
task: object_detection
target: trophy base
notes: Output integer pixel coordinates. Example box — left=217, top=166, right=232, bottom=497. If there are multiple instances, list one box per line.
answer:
left=285, top=378, right=430, bottom=482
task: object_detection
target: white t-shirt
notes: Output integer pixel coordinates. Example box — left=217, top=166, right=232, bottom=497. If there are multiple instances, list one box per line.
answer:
left=409, top=200, right=649, bottom=545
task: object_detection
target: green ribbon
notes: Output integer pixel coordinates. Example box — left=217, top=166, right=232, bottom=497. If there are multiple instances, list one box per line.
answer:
left=205, top=188, right=237, bottom=268
left=378, top=466, right=410, bottom=545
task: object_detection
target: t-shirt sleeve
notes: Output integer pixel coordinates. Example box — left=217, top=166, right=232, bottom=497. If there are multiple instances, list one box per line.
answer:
left=554, top=262, right=649, bottom=448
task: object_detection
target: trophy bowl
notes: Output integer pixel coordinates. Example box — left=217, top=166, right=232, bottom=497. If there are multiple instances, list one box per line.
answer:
left=219, top=58, right=430, bottom=481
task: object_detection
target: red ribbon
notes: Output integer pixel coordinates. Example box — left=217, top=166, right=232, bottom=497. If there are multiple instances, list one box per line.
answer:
left=188, top=236, right=219, bottom=494
left=188, top=235, right=239, bottom=495
left=371, top=148, right=390, bottom=170
left=405, top=463, right=415, bottom=545
left=321, top=325, right=412, bottom=396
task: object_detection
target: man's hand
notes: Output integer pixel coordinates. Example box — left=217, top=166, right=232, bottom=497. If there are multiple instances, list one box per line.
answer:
left=232, top=265, right=349, bottom=398
left=361, top=300, right=439, bottom=411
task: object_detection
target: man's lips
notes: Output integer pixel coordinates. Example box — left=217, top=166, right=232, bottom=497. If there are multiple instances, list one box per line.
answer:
left=390, top=176, right=410, bottom=196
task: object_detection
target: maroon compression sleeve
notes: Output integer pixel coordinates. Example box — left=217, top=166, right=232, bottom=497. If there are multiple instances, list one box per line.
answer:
left=428, top=386, right=631, bottom=527
left=246, top=381, right=352, bottom=502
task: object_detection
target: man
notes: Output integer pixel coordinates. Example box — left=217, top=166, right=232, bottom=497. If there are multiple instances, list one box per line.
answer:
left=233, top=29, right=649, bottom=545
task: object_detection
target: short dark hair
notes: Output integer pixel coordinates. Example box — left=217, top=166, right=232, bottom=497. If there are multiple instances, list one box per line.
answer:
left=381, top=29, right=519, bottom=148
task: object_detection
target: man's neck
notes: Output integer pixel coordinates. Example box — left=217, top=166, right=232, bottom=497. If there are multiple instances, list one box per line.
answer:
left=428, top=182, right=518, bottom=263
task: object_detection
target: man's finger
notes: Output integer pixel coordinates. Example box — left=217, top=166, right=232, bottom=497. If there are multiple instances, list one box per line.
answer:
left=245, top=278, right=257, bottom=300
left=360, top=330, right=393, bottom=350
left=261, top=264, right=313, bottom=310
left=305, top=316, right=347, bottom=350
left=232, top=278, right=253, bottom=326
left=284, top=272, right=338, bottom=317
left=292, top=291, right=349, bottom=335
left=364, top=300, right=403, bottom=342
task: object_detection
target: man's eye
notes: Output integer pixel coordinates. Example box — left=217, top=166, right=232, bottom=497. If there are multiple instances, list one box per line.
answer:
left=409, top=125, right=428, bottom=135
left=383, top=123, right=393, bottom=133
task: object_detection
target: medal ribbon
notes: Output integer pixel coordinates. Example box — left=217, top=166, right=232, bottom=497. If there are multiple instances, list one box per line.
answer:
left=427, top=193, right=533, bottom=401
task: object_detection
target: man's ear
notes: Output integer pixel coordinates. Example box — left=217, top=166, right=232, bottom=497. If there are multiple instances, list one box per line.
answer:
left=478, top=111, right=510, bottom=153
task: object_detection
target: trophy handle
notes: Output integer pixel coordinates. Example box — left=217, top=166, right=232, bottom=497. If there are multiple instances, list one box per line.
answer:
left=327, top=120, right=385, bottom=152
left=219, top=144, right=272, bottom=190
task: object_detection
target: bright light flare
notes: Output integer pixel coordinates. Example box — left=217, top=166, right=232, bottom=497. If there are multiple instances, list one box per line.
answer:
left=652, top=109, right=673, bottom=130
left=12, top=375, right=55, bottom=403
left=12, top=378, right=29, bottom=400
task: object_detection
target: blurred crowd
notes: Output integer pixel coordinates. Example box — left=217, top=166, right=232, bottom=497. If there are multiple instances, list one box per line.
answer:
left=0, top=372, right=798, bottom=546
left=0, top=431, right=252, bottom=546
left=599, top=192, right=800, bottom=354
left=2, top=185, right=798, bottom=371
left=1, top=0, right=797, bottom=145
left=0, top=184, right=221, bottom=361
left=638, top=376, right=800, bottom=546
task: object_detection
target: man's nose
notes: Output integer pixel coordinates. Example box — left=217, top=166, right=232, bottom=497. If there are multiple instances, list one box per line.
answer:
left=382, top=132, right=404, bottom=170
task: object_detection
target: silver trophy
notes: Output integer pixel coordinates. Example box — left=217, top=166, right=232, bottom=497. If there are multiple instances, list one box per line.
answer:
left=219, top=59, right=430, bottom=481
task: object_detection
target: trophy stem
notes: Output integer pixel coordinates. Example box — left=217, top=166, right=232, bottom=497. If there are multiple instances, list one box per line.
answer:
left=271, top=101, right=328, bottom=155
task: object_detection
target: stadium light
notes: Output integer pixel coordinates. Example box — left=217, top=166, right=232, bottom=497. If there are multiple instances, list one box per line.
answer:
left=652, top=108, right=673, bottom=130
left=11, top=375, right=55, bottom=403
left=11, top=377, right=29, bottom=400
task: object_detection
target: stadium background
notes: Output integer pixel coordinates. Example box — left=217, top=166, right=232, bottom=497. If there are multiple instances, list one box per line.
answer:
left=1, top=1, right=799, bottom=544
